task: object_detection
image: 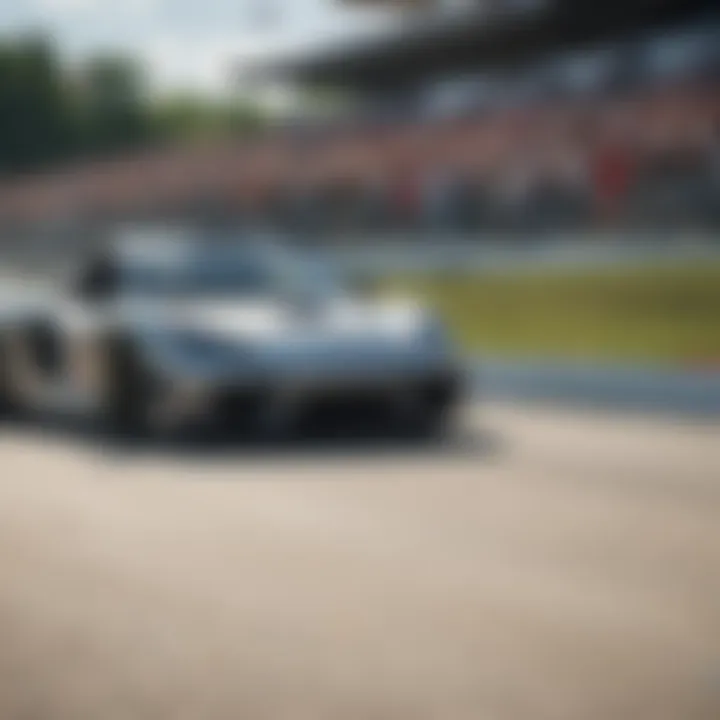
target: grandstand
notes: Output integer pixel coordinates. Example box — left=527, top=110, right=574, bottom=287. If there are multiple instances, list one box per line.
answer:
left=270, top=0, right=714, bottom=91
left=0, top=0, right=718, bottom=249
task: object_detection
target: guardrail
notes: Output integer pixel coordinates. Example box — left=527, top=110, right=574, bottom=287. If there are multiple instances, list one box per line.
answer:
left=474, top=360, right=720, bottom=416
left=329, top=234, right=720, bottom=276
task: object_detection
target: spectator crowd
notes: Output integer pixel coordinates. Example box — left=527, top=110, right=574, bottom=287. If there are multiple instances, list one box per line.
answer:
left=1, top=22, right=719, bottom=240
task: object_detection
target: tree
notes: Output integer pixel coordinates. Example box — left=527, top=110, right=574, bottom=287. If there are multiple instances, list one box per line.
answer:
left=0, top=35, right=73, bottom=176
left=72, top=54, right=153, bottom=156
left=0, top=37, right=268, bottom=178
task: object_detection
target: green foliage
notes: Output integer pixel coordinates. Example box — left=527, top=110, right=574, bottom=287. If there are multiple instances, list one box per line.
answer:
left=0, top=35, right=73, bottom=175
left=0, top=35, right=267, bottom=177
left=151, top=93, right=267, bottom=142
left=72, top=54, right=151, bottom=155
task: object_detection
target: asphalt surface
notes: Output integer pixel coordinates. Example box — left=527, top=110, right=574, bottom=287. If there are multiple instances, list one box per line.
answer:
left=1, top=403, right=719, bottom=720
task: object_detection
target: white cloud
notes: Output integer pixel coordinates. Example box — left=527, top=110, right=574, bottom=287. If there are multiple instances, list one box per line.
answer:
left=142, top=35, right=241, bottom=93
left=36, top=0, right=103, bottom=10
left=36, top=0, right=153, bottom=12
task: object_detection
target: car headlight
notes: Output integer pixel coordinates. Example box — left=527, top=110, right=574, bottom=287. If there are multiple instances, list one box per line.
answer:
left=420, top=316, right=450, bottom=351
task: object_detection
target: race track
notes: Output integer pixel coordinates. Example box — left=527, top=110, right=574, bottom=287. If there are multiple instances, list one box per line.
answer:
left=1, top=403, right=719, bottom=720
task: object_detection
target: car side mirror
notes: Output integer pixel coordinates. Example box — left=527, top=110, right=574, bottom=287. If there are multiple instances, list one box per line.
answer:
left=74, top=260, right=119, bottom=303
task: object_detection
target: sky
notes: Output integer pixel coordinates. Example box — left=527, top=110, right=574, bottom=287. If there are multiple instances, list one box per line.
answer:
left=0, top=0, right=394, bottom=95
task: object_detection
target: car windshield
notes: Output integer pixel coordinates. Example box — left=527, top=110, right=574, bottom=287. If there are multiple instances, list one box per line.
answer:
left=120, top=244, right=342, bottom=300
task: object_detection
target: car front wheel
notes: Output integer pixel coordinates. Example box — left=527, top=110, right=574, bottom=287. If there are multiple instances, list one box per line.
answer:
left=0, top=333, right=22, bottom=418
left=102, top=336, right=155, bottom=439
left=400, top=374, right=463, bottom=439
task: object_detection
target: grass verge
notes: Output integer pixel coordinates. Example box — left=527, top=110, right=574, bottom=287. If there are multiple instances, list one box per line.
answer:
left=383, top=262, right=720, bottom=366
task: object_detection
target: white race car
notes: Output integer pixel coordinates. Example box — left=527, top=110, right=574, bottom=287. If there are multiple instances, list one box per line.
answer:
left=0, top=232, right=464, bottom=438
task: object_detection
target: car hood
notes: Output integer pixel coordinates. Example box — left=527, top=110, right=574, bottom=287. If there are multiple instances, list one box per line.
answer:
left=123, top=295, right=429, bottom=345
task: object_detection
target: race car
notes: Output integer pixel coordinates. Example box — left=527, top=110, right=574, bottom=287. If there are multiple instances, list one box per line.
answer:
left=0, top=230, right=464, bottom=438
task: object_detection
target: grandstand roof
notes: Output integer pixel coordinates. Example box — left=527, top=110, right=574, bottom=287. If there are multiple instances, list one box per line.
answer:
left=259, top=0, right=716, bottom=91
